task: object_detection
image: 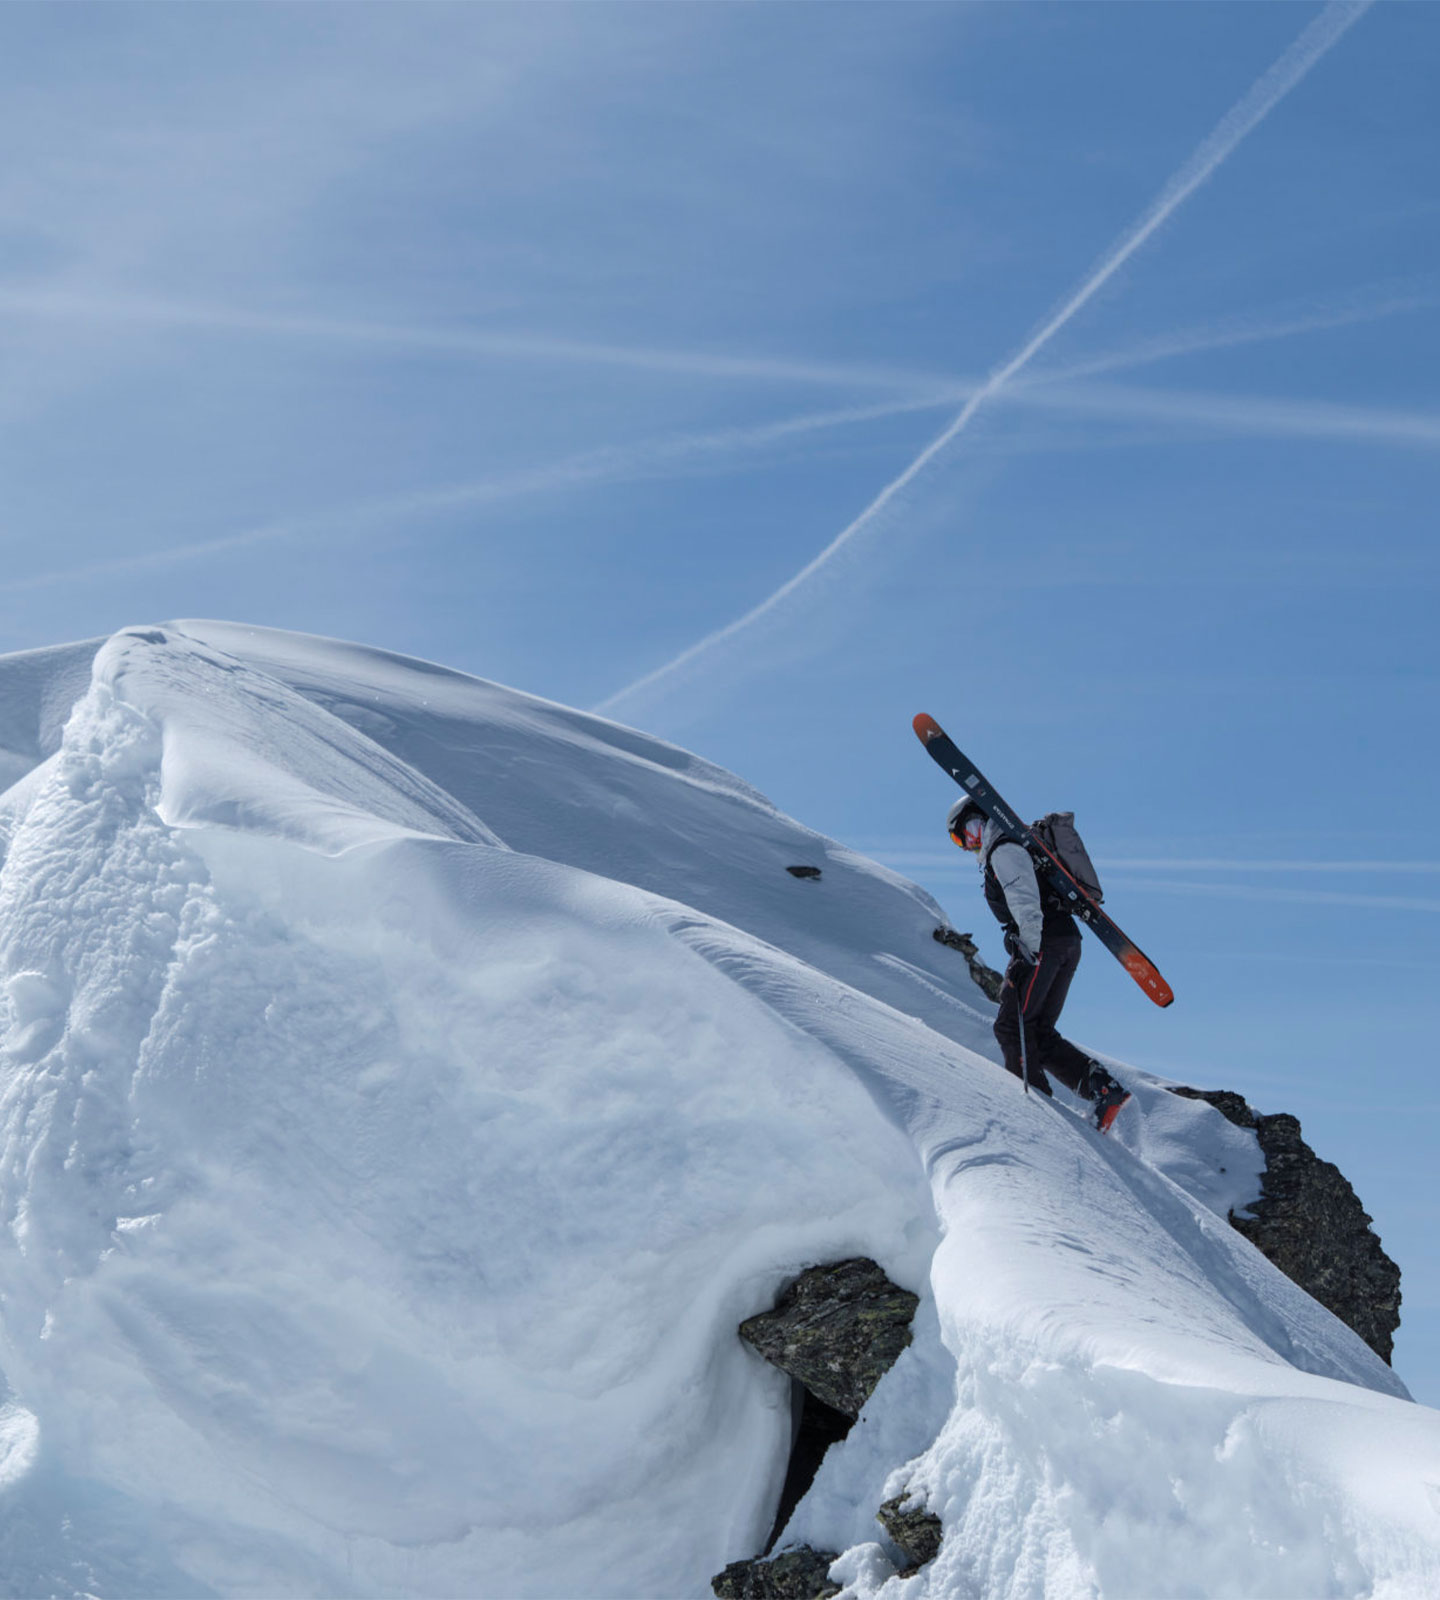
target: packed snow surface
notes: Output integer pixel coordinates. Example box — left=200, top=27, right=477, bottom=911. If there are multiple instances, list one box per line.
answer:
left=0, top=622, right=1434, bottom=1599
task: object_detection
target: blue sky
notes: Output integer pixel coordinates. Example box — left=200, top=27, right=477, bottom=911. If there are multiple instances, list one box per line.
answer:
left=2, top=2, right=1438, bottom=1398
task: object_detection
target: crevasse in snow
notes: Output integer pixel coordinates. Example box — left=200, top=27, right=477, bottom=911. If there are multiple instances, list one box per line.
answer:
left=0, top=622, right=1434, bottom=1600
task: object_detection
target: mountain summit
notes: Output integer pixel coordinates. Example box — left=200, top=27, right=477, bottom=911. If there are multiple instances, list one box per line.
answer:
left=0, top=623, right=1434, bottom=1599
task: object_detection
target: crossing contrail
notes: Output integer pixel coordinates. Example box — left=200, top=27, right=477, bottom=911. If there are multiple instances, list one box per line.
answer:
left=596, top=0, right=1375, bottom=718
left=1025, top=280, right=1438, bottom=388
left=0, top=392, right=970, bottom=598
left=0, top=287, right=947, bottom=395
left=1011, top=379, right=1440, bottom=449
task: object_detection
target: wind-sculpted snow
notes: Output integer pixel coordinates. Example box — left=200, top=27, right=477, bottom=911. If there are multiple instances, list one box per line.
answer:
left=0, top=636, right=104, bottom=794
left=0, top=621, right=1434, bottom=1599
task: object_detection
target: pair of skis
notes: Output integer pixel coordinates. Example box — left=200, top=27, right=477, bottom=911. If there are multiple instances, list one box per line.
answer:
left=913, top=713, right=1173, bottom=1009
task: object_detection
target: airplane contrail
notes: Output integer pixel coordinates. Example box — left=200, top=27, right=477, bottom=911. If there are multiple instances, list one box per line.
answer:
left=0, top=287, right=949, bottom=396
left=1100, top=878, right=1440, bottom=915
left=0, top=392, right=969, bottom=598
left=1010, top=378, right=1440, bottom=449
left=12, top=368, right=1428, bottom=603
left=18, top=310, right=1435, bottom=604
left=869, top=852, right=1440, bottom=875
left=5, top=272, right=1426, bottom=408
left=1025, top=280, right=1438, bottom=387
left=595, top=0, right=1376, bottom=718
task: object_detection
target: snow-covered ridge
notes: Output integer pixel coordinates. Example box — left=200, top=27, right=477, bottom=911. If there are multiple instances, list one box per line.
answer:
left=0, top=622, right=1434, bottom=1599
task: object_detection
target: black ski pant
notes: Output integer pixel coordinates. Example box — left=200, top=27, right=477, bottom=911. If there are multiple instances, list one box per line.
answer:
left=993, top=929, right=1096, bottom=1098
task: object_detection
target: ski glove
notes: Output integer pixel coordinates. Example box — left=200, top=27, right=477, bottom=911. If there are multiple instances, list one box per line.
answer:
left=1004, top=928, right=1039, bottom=965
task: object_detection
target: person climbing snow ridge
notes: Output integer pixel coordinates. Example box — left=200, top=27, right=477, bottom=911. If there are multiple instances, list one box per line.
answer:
left=947, top=795, right=1130, bottom=1133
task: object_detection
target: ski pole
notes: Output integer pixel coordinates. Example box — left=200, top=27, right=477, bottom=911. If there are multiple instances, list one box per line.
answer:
left=1017, top=984, right=1029, bottom=1094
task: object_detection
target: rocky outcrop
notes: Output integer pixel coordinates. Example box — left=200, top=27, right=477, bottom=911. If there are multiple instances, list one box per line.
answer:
left=738, top=1259, right=920, bottom=1418
left=712, top=1546, right=840, bottom=1600
left=714, top=1260, right=922, bottom=1600
left=1172, top=1087, right=1401, bottom=1363
left=876, top=1494, right=944, bottom=1571
left=933, top=926, right=1004, bottom=1001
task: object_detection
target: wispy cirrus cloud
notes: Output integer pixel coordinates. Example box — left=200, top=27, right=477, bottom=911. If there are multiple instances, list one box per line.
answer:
left=594, top=0, right=1377, bottom=719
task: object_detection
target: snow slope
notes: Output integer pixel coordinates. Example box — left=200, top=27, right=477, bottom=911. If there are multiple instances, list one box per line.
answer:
left=0, top=622, right=1434, bottom=1599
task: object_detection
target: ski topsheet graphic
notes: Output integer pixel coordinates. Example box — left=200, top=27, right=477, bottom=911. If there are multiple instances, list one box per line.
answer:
left=913, top=712, right=1174, bottom=1009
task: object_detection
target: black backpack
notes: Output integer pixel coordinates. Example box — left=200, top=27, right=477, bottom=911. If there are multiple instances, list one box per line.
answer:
left=1030, top=812, right=1104, bottom=904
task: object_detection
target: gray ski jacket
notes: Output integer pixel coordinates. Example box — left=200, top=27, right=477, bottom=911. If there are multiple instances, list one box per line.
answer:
left=978, top=818, right=1043, bottom=961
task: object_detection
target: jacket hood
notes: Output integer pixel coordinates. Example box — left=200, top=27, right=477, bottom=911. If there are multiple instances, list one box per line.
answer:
left=978, top=816, right=1010, bottom=871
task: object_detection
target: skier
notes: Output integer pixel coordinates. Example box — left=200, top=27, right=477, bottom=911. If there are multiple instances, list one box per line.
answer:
left=947, top=796, right=1130, bottom=1131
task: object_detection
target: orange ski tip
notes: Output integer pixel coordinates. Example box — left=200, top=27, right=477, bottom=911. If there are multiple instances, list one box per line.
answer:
left=913, top=712, right=942, bottom=743
left=1122, top=950, right=1175, bottom=1008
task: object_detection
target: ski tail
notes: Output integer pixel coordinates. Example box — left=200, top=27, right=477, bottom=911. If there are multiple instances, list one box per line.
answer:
left=1034, top=838, right=1175, bottom=1009
left=1120, top=947, right=1174, bottom=1008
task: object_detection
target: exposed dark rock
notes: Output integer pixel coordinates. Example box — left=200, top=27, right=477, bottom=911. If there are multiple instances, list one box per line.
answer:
left=932, top=926, right=1003, bottom=1001
left=1172, top=1087, right=1402, bottom=1362
left=762, top=1386, right=851, bottom=1556
left=711, top=1546, right=841, bottom=1600
left=739, top=1259, right=920, bottom=1419
left=786, top=865, right=823, bottom=880
left=1171, top=1087, right=1256, bottom=1131
left=877, top=1494, right=943, bottom=1570
left=712, top=1261, right=922, bottom=1598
